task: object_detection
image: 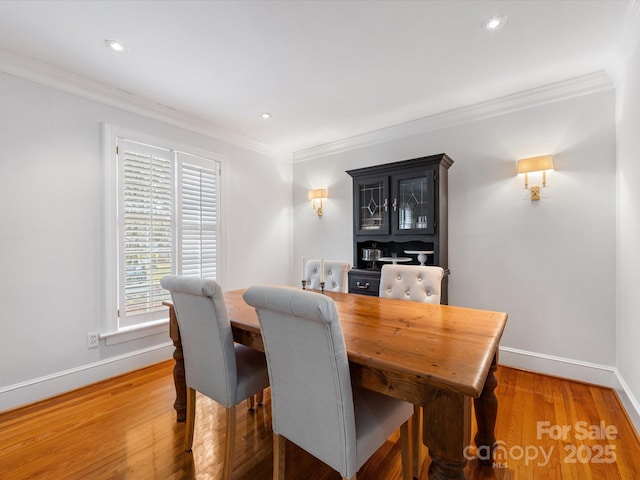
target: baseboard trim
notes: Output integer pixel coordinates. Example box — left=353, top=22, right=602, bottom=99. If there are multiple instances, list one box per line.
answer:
left=4, top=342, right=639, bottom=436
left=614, top=369, right=640, bottom=436
left=499, top=346, right=618, bottom=386
left=500, top=346, right=640, bottom=434
left=0, top=342, right=173, bottom=412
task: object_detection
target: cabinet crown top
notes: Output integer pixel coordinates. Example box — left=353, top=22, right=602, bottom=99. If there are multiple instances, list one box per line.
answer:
left=346, top=153, right=453, bottom=177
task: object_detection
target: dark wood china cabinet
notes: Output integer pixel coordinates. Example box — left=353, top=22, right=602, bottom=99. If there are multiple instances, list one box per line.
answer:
left=346, top=154, right=453, bottom=303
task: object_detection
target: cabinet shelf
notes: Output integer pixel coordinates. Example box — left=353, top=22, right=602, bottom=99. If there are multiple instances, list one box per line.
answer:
left=346, top=154, right=453, bottom=303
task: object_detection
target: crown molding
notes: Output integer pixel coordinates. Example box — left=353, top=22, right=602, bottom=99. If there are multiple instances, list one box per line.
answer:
left=293, top=71, right=613, bottom=163
left=0, top=48, right=290, bottom=162
left=0, top=47, right=615, bottom=165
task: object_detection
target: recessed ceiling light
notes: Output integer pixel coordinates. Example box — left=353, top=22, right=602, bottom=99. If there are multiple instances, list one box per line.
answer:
left=105, top=39, right=129, bottom=53
left=261, top=112, right=272, bottom=119
left=483, top=14, right=507, bottom=31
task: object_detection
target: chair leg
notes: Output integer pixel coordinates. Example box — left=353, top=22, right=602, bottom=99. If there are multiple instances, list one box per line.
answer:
left=401, top=418, right=412, bottom=480
left=184, top=387, right=196, bottom=452
left=222, top=406, right=236, bottom=480
left=273, top=433, right=286, bottom=480
left=247, top=390, right=264, bottom=410
left=412, top=405, right=421, bottom=478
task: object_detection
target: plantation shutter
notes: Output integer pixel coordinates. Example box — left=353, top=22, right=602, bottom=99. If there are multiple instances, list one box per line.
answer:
left=115, top=138, right=221, bottom=330
left=178, top=153, right=219, bottom=279
left=117, top=139, right=174, bottom=328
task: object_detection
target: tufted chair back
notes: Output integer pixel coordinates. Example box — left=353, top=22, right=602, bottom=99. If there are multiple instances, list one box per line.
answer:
left=378, top=263, right=444, bottom=476
left=304, top=259, right=350, bottom=293
left=379, top=264, right=444, bottom=304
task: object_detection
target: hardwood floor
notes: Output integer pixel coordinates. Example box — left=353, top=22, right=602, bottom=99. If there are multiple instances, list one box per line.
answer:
left=1, top=361, right=639, bottom=479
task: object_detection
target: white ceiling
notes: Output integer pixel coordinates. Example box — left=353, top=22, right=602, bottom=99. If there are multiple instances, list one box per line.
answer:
left=0, top=0, right=633, bottom=154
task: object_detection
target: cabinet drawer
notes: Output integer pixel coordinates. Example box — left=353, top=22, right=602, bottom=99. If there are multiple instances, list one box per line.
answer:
left=348, top=273, right=380, bottom=296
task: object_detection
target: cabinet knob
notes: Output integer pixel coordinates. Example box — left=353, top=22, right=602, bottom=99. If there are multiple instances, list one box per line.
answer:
left=356, top=281, right=370, bottom=290
left=383, top=198, right=388, bottom=212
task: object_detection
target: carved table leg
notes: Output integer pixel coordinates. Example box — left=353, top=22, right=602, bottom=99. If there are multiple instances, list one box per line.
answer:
left=473, top=353, right=499, bottom=465
left=412, top=404, right=422, bottom=479
left=423, top=389, right=472, bottom=480
left=168, top=305, right=187, bottom=422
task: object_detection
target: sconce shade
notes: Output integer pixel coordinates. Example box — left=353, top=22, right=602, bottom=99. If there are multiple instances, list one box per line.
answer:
left=517, top=155, right=554, bottom=174
left=308, top=188, right=328, bottom=200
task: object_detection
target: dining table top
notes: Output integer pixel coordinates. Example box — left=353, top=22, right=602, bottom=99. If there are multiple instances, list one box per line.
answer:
left=222, top=287, right=508, bottom=399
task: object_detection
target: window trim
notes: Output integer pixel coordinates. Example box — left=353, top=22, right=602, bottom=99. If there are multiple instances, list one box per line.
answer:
left=102, top=124, right=227, bottom=340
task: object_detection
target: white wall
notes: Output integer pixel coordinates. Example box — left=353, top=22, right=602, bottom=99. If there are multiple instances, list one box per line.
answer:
left=0, top=61, right=633, bottom=425
left=0, top=72, right=293, bottom=410
left=293, top=89, right=618, bottom=378
left=616, top=39, right=640, bottom=424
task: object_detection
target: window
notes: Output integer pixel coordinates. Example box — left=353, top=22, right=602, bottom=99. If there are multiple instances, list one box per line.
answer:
left=108, top=134, right=221, bottom=333
left=178, top=156, right=219, bottom=279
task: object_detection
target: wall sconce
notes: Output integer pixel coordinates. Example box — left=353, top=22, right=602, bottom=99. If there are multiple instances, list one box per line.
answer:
left=308, top=188, right=327, bottom=217
left=516, top=155, right=555, bottom=201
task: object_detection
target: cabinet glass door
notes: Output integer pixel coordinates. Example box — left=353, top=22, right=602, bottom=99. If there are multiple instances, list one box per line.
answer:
left=355, top=176, right=389, bottom=235
left=394, top=170, right=435, bottom=234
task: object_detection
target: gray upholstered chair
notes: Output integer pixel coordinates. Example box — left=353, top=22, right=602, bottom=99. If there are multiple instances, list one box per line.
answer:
left=160, top=275, right=269, bottom=480
left=243, top=286, right=413, bottom=480
left=304, top=259, right=350, bottom=293
left=378, top=264, right=444, bottom=304
left=378, top=264, right=444, bottom=476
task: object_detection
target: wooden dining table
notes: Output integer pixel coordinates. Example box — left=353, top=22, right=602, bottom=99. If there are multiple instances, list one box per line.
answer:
left=165, top=288, right=507, bottom=480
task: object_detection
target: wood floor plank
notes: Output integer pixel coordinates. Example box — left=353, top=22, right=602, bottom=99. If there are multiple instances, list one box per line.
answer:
left=1, top=361, right=638, bottom=479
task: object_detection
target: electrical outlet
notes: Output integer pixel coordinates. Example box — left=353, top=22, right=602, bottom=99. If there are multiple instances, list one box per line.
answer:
left=87, top=332, right=100, bottom=349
